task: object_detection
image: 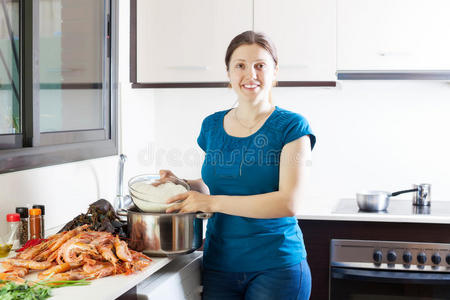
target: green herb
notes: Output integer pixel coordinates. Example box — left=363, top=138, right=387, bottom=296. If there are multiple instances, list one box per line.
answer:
left=0, top=280, right=51, bottom=300
left=0, top=279, right=91, bottom=300
left=37, top=278, right=92, bottom=288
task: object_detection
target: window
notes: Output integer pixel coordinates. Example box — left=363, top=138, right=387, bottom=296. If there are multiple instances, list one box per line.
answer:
left=0, top=0, right=117, bottom=173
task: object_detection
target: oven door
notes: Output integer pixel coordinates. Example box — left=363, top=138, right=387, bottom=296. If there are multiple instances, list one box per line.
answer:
left=330, top=267, right=450, bottom=300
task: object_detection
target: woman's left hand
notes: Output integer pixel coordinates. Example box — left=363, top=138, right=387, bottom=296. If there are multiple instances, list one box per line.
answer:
left=165, top=191, right=214, bottom=213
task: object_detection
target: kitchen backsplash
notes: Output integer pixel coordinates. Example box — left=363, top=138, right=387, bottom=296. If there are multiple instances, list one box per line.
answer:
left=0, top=156, right=116, bottom=237
left=119, top=81, right=450, bottom=212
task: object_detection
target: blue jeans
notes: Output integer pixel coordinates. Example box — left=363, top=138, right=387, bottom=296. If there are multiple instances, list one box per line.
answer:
left=202, top=259, right=312, bottom=300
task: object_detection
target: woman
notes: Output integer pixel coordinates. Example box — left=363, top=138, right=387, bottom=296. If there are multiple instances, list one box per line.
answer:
left=162, top=30, right=315, bottom=300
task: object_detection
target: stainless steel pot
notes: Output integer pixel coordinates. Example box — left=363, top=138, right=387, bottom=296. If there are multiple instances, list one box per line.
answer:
left=356, top=188, right=418, bottom=211
left=125, top=207, right=211, bottom=256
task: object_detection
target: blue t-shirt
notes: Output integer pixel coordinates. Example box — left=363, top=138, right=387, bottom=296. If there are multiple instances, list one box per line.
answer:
left=197, top=106, right=316, bottom=272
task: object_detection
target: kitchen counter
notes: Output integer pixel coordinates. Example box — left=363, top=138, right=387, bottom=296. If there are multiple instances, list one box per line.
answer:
left=0, top=254, right=173, bottom=299
left=297, top=199, right=450, bottom=224
left=0, top=224, right=203, bottom=299
left=0, top=252, right=203, bottom=299
left=51, top=255, right=174, bottom=299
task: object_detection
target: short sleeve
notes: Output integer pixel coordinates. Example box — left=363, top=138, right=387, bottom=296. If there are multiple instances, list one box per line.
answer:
left=197, top=117, right=208, bottom=152
left=284, top=114, right=316, bottom=150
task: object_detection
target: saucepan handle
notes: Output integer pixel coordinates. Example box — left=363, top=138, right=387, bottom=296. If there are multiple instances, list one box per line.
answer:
left=116, top=208, right=128, bottom=217
left=390, top=188, right=418, bottom=197
left=196, top=212, right=213, bottom=219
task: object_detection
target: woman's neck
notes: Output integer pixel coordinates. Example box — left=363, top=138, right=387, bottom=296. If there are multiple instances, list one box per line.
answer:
left=235, top=99, right=273, bottom=122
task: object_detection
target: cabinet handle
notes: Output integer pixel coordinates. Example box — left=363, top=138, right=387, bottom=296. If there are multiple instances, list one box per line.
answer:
left=167, top=65, right=209, bottom=71
left=377, top=51, right=411, bottom=57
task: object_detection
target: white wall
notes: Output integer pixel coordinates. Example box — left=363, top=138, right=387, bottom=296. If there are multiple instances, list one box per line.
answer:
left=0, top=157, right=117, bottom=237
left=119, top=1, right=450, bottom=211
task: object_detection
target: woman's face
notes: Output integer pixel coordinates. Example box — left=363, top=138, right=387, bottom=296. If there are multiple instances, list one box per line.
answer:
left=227, top=44, right=278, bottom=103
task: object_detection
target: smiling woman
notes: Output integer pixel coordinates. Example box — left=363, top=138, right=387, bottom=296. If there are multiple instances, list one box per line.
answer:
left=161, top=31, right=315, bottom=300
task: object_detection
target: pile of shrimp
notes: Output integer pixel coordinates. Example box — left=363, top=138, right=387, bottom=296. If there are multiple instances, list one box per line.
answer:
left=0, top=225, right=151, bottom=284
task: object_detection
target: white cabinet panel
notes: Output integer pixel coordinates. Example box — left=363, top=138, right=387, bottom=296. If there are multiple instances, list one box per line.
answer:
left=254, top=0, right=336, bottom=81
left=337, top=0, right=450, bottom=70
left=136, top=0, right=252, bottom=83
left=137, top=252, right=202, bottom=300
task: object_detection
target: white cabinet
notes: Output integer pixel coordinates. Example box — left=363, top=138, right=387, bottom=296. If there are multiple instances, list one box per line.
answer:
left=136, top=0, right=252, bottom=83
left=137, top=252, right=202, bottom=300
left=254, top=0, right=336, bottom=81
left=337, top=0, right=450, bottom=71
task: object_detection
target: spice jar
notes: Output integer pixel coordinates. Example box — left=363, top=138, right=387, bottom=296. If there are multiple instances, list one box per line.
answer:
left=32, top=205, right=45, bottom=238
left=15, top=207, right=29, bottom=246
left=6, top=213, right=21, bottom=251
left=29, top=208, right=42, bottom=240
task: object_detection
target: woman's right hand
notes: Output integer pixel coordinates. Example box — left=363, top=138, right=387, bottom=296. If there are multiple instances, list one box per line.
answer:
left=153, top=169, right=186, bottom=188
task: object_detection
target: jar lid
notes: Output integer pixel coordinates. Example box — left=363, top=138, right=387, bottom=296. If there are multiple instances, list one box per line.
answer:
left=32, top=205, right=45, bottom=215
left=29, top=208, right=41, bottom=216
left=15, top=207, right=29, bottom=218
left=6, top=213, right=20, bottom=222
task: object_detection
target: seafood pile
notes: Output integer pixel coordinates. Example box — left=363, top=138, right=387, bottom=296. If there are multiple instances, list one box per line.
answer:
left=59, top=199, right=126, bottom=237
left=0, top=225, right=151, bottom=283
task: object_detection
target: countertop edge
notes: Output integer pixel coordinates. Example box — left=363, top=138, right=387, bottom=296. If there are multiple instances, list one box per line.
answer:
left=296, top=213, right=450, bottom=224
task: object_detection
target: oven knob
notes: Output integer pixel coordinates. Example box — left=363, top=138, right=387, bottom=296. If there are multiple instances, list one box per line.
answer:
left=387, top=251, right=397, bottom=262
left=417, top=252, right=427, bottom=264
left=402, top=252, right=412, bottom=263
left=373, top=250, right=383, bottom=263
left=446, top=255, right=450, bottom=265
left=432, top=253, right=441, bottom=265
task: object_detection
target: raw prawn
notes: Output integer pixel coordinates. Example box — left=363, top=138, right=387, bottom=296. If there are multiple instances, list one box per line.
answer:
left=2, top=266, right=29, bottom=278
left=38, top=262, right=82, bottom=279
left=114, top=237, right=132, bottom=262
left=97, top=244, right=118, bottom=271
left=49, top=225, right=90, bottom=253
left=5, top=259, right=52, bottom=270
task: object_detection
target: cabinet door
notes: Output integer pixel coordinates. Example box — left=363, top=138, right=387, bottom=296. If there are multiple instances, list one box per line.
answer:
left=337, top=0, right=450, bottom=70
left=136, top=0, right=252, bottom=83
left=254, top=0, right=336, bottom=81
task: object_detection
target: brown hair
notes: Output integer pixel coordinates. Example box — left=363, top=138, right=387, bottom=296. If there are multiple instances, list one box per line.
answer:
left=225, top=31, right=278, bottom=71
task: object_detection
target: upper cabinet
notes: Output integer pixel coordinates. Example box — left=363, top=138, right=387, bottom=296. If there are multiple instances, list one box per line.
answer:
left=337, top=0, right=450, bottom=71
left=131, top=0, right=337, bottom=87
left=254, top=0, right=336, bottom=82
left=134, top=0, right=252, bottom=84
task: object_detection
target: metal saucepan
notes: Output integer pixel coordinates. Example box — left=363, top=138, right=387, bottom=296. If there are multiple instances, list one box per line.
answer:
left=123, top=207, right=212, bottom=256
left=356, top=188, right=418, bottom=211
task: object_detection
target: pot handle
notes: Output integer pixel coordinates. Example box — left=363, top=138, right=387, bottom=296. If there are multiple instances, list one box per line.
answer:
left=196, top=212, right=213, bottom=219
left=390, top=188, right=418, bottom=197
left=116, top=208, right=128, bottom=217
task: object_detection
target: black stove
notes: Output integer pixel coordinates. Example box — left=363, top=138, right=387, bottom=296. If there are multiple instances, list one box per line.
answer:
left=333, top=199, right=450, bottom=217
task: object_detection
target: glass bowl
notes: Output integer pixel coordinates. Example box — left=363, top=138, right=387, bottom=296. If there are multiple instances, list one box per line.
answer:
left=128, top=174, right=190, bottom=213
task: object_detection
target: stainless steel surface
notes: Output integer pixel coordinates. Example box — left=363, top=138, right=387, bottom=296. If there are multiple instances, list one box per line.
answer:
left=413, top=183, right=432, bottom=206
left=356, top=190, right=390, bottom=211
left=331, top=239, right=450, bottom=272
left=334, top=199, right=450, bottom=216
left=114, top=154, right=132, bottom=220
left=127, top=208, right=210, bottom=256
left=356, top=188, right=418, bottom=212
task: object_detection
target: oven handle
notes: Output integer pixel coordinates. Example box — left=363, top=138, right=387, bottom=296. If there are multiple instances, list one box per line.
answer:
left=331, top=267, right=450, bottom=284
